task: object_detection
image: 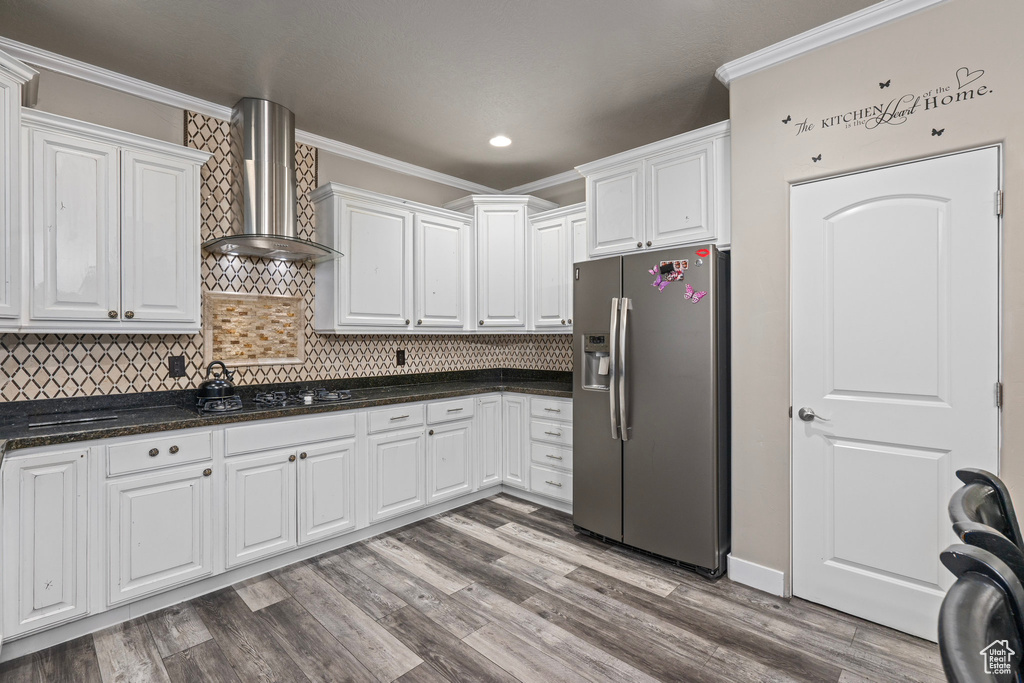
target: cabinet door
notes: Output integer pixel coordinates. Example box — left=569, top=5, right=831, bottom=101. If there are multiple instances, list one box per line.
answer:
left=476, top=204, right=526, bottom=328
left=29, top=128, right=120, bottom=321
left=502, top=396, right=529, bottom=489
left=414, top=213, right=468, bottom=329
left=476, top=396, right=502, bottom=489
left=339, top=199, right=413, bottom=327
left=226, top=450, right=297, bottom=568
left=369, top=428, right=425, bottom=522
left=587, top=161, right=643, bottom=258
left=646, top=143, right=713, bottom=248
left=2, top=449, right=89, bottom=636
left=567, top=212, right=586, bottom=325
left=529, top=216, right=569, bottom=329
left=106, top=466, right=213, bottom=605
left=0, top=76, right=20, bottom=322
left=120, top=149, right=198, bottom=323
left=298, top=439, right=356, bottom=545
left=427, top=420, right=473, bottom=504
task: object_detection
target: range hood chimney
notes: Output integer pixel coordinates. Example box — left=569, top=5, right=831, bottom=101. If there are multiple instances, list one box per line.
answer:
left=202, top=98, right=340, bottom=262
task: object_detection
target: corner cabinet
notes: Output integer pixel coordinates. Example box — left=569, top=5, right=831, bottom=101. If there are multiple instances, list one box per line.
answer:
left=20, top=110, right=210, bottom=333
left=576, top=120, right=730, bottom=259
left=312, top=183, right=472, bottom=333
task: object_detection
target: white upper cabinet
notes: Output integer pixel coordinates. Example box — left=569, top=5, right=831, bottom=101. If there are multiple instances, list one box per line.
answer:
left=528, top=203, right=583, bottom=331
left=0, top=51, right=36, bottom=326
left=577, top=121, right=730, bottom=258
left=414, top=212, right=470, bottom=329
left=21, top=110, right=209, bottom=333
left=313, top=183, right=472, bottom=333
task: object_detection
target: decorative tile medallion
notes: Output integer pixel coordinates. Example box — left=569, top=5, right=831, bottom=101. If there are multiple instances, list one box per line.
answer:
left=0, top=111, right=572, bottom=402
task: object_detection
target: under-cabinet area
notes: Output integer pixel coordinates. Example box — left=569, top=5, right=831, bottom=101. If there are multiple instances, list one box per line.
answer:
left=0, top=391, right=571, bottom=657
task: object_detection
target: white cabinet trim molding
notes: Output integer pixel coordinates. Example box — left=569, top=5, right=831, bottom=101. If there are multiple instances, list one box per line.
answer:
left=576, top=121, right=730, bottom=177
left=714, top=0, right=949, bottom=87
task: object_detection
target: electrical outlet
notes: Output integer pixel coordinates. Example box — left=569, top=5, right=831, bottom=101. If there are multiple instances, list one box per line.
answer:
left=396, top=350, right=406, bottom=366
left=168, top=355, right=187, bottom=378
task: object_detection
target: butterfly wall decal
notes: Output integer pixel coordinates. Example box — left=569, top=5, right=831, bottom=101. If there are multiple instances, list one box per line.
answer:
left=782, top=115, right=792, bottom=124
left=932, top=128, right=945, bottom=136
left=879, top=79, right=891, bottom=89
left=684, top=283, right=707, bottom=304
left=812, top=154, right=822, bottom=163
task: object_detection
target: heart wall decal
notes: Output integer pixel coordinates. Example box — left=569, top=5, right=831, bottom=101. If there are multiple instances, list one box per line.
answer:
left=956, top=67, right=984, bottom=90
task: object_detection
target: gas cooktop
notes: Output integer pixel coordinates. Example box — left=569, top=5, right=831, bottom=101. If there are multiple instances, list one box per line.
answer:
left=197, top=387, right=354, bottom=415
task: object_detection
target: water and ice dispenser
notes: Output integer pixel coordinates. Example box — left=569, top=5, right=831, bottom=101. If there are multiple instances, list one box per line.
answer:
left=582, top=333, right=612, bottom=390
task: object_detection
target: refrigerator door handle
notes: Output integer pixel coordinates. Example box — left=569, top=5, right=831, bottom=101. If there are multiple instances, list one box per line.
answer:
left=608, top=297, right=620, bottom=439
left=618, top=297, right=630, bottom=441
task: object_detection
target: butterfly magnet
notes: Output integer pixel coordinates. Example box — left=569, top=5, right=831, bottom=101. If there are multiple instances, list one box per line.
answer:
left=648, top=262, right=685, bottom=291
left=684, top=283, right=707, bottom=304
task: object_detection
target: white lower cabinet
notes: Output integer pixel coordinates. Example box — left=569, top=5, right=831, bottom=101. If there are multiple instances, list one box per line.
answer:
left=298, top=439, right=356, bottom=545
left=369, top=427, right=426, bottom=522
left=226, top=450, right=298, bottom=569
left=502, top=395, right=529, bottom=489
left=106, top=465, right=214, bottom=604
left=426, top=420, right=473, bottom=504
left=476, top=395, right=502, bottom=489
left=527, top=397, right=574, bottom=504
left=2, top=449, right=89, bottom=637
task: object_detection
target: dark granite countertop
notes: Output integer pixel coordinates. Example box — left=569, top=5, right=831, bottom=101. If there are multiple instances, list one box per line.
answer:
left=0, top=369, right=572, bottom=458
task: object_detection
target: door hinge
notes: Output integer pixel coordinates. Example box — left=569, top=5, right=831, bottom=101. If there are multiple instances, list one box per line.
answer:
left=996, top=190, right=1004, bottom=217
left=996, top=382, right=1004, bottom=409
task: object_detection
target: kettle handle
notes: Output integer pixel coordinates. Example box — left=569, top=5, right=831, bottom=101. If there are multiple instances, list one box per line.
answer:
left=206, top=360, right=233, bottom=381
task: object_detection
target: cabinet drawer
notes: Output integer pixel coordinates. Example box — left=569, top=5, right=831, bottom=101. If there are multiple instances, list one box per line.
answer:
left=530, top=443, right=573, bottom=471
left=529, top=419, right=572, bottom=447
left=531, top=397, right=572, bottom=422
left=427, top=398, right=475, bottom=424
left=225, top=413, right=356, bottom=456
left=367, top=404, right=426, bottom=434
left=529, top=465, right=573, bottom=503
left=107, top=431, right=212, bottom=476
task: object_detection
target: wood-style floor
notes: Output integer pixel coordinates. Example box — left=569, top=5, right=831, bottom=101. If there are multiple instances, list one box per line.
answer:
left=0, top=494, right=944, bottom=682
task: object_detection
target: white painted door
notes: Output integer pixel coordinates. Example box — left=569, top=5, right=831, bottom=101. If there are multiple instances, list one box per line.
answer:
left=414, top=213, right=468, bottom=329
left=369, top=428, right=426, bottom=522
left=476, top=396, right=502, bottom=489
left=792, top=147, right=1000, bottom=640
left=587, top=161, right=644, bottom=258
left=530, top=216, right=569, bottom=329
left=226, top=450, right=297, bottom=568
left=298, top=439, right=356, bottom=545
left=339, top=198, right=413, bottom=327
left=106, top=466, right=213, bottom=604
left=476, top=204, right=526, bottom=328
left=120, top=149, right=198, bottom=323
left=645, top=142, right=712, bottom=248
left=28, top=128, right=120, bottom=321
left=427, top=420, right=473, bottom=504
left=2, top=449, right=89, bottom=636
left=502, top=396, right=529, bottom=489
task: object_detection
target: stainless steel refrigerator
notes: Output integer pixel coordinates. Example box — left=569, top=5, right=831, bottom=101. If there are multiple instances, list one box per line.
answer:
left=572, top=244, right=730, bottom=577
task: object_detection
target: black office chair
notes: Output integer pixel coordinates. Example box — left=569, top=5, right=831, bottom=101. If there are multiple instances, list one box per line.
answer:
left=954, top=469, right=1024, bottom=549
left=940, top=545, right=1024, bottom=682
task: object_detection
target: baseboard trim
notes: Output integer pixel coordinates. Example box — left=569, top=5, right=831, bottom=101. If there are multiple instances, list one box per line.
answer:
left=727, top=554, right=787, bottom=597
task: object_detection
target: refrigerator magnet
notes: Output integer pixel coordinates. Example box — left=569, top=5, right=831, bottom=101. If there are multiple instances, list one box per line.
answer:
left=695, top=248, right=710, bottom=258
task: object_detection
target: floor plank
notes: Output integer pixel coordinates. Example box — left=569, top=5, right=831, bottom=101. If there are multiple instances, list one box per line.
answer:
left=436, top=512, right=579, bottom=575
left=146, top=602, right=213, bottom=659
left=463, top=621, right=592, bottom=683
left=308, top=551, right=407, bottom=620
left=394, top=662, right=451, bottom=682
left=93, top=617, right=172, bottom=683
left=233, top=574, right=291, bottom=612
left=488, top=494, right=540, bottom=514
left=363, top=536, right=471, bottom=594
left=0, top=634, right=103, bottom=683
left=162, top=639, right=241, bottom=683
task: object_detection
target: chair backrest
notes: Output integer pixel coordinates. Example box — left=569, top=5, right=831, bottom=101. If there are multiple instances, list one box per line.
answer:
left=956, top=469, right=1024, bottom=548
left=940, top=545, right=1024, bottom=682
left=955, top=521, right=1024, bottom=588
left=950, top=481, right=1022, bottom=548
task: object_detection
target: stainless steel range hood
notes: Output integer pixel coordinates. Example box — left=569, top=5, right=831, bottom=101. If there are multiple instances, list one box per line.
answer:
left=202, top=98, right=340, bottom=262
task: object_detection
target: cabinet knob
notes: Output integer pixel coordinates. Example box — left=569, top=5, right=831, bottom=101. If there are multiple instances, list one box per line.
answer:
left=479, top=320, right=484, bottom=325
left=646, top=241, right=652, bottom=247
left=124, top=310, right=135, bottom=319
left=148, top=448, right=159, bottom=457
left=169, top=445, right=179, bottom=454
left=567, top=318, right=572, bottom=324
left=417, top=319, right=422, bottom=325
left=299, top=452, right=307, bottom=459
left=637, top=242, right=643, bottom=248
left=428, top=429, right=434, bottom=436
left=405, top=319, right=410, bottom=325
left=203, top=468, right=212, bottom=477
left=108, top=310, right=118, bottom=318
left=288, top=454, right=297, bottom=462
left=561, top=320, right=566, bottom=325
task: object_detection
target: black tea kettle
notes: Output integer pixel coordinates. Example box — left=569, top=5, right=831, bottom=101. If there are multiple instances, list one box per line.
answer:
left=197, top=361, right=236, bottom=400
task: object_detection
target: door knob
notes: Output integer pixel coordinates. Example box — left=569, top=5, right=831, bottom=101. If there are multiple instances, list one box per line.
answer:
left=797, top=407, right=830, bottom=422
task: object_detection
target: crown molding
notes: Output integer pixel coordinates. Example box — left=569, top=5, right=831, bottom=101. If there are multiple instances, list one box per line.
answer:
left=576, top=120, right=730, bottom=176
left=0, top=35, right=500, bottom=194
left=0, top=46, right=38, bottom=85
left=715, top=0, right=949, bottom=88
left=443, top=194, right=559, bottom=213
left=503, top=169, right=582, bottom=195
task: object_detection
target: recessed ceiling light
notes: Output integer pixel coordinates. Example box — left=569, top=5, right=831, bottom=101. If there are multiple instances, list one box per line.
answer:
left=489, top=135, right=511, bottom=147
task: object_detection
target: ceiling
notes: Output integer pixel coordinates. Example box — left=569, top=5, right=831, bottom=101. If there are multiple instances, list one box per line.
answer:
left=0, top=0, right=876, bottom=190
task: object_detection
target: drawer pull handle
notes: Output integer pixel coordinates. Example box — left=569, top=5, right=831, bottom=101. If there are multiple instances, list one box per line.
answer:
left=203, top=468, right=212, bottom=477
left=545, top=480, right=563, bottom=488
left=390, top=414, right=410, bottom=421
left=544, top=407, right=561, bottom=413
left=148, top=448, right=159, bottom=457
left=446, top=407, right=464, bottom=413
left=546, top=454, right=564, bottom=461
left=299, top=452, right=307, bottom=459
left=544, top=431, right=563, bottom=437
left=169, top=445, right=179, bottom=454
left=288, top=454, right=297, bottom=462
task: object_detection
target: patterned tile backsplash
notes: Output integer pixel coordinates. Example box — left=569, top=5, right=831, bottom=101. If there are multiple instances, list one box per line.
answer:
left=0, top=111, right=572, bottom=402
